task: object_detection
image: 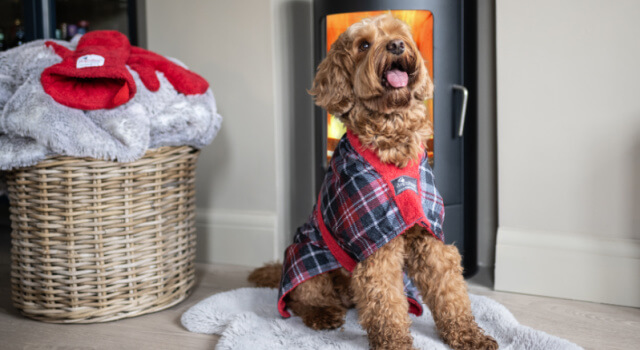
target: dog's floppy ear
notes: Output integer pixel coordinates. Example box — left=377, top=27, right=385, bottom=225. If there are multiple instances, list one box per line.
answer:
left=309, top=33, right=354, bottom=116
left=413, top=56, right=434, bottom=101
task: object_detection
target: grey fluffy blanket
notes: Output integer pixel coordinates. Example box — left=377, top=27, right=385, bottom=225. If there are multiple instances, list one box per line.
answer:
left=0, top=38, right=222, bottom=170
left=181, top=288, right=584, bottom=350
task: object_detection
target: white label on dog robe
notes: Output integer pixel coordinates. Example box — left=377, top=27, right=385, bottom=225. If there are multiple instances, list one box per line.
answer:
left=391, top=176, right=418, bottom=195
left=76, top=54, right=105, bottom=68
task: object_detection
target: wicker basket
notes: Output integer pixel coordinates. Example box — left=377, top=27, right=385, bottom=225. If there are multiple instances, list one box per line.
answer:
left=6, top=146, right=199, bottom=323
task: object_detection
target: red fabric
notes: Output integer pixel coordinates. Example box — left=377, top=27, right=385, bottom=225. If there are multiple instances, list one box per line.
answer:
left=41, top=31, right=136, bottom=110
left=408, top=298, right=422, bottom=315
left=41, top=30, right=209, bottom=111
left=278, top=300, right=290, bottom=318
left=127, top=46, right=209, bottom=95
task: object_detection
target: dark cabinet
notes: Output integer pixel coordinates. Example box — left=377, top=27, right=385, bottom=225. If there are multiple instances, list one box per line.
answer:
left=0, top=0, right=140, bottom=51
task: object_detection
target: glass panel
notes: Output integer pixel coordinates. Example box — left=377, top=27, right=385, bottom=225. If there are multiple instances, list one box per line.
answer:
left=0, top=0, right=26, bottom=51
left=325, top=10, right=434, bottom=165
left=54, top=0, right=130, bottom=40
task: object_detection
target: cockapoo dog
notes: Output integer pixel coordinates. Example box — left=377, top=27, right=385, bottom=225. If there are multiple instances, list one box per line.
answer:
left=250, top=14, right=498, bottom=350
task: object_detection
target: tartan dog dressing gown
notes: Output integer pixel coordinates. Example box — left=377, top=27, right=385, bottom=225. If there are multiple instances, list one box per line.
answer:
left=278, top=130, right=445, bottom=317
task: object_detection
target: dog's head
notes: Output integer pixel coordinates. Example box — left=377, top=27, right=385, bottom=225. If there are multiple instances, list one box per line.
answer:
left=310, top=14, right=433, bottom=117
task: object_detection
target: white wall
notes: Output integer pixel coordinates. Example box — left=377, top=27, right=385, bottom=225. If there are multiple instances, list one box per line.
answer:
left=146, top=0, right=315, bottom=266
left=147, top=0, right=279, bottom=266
left=495, top=0, right=640, bottom=307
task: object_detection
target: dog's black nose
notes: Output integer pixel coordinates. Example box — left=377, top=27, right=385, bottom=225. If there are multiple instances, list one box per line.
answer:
left=386, top=40, right=405, bottom=55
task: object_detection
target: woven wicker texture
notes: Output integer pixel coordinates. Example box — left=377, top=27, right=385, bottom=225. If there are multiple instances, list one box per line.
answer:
left=7, top=146, right=199, bottom=323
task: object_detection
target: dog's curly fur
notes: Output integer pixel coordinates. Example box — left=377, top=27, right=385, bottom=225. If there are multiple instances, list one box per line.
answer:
left=249, top=14, right=498, bottom=350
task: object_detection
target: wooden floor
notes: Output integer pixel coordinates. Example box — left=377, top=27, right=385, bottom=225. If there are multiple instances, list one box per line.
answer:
left=1, top=229, right=639, bottom=349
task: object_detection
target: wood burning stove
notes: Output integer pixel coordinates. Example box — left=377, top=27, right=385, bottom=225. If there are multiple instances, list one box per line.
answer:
left=313, top=0, right=478, bottom=275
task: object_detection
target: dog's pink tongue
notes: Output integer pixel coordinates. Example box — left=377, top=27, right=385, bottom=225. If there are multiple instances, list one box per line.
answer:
left=386, top=69, right=408, bottom=88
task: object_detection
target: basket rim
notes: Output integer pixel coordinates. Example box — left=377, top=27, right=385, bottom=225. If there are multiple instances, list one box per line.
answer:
left=17, top=146, right=199, bottom=169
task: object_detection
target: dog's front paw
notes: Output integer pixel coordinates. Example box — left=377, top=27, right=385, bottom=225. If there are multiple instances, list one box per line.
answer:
left=368, top=333, right=416, bottom=350
left=301, top=305, right=346, bottom=330
left=441, top=326, right=498, bottom=350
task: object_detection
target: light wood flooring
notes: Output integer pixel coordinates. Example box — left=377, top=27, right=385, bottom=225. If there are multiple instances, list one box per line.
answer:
left=0, top=230, right=639, bottom=349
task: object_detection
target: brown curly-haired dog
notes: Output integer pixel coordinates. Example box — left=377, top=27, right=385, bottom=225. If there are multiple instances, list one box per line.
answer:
left=249, top=14, right=497, bottom=350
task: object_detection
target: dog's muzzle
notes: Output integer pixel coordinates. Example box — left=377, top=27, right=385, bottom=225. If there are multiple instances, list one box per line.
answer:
left=386, top=40, right=405, bottom=55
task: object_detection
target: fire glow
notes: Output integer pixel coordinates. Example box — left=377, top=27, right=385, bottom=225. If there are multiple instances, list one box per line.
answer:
left=325, top=10, right=435, bottom=162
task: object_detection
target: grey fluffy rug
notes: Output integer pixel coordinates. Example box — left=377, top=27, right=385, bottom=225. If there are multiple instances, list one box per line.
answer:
left=181, top=288, right=583, bottom=350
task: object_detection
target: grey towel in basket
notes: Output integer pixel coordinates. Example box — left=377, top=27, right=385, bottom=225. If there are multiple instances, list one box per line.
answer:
left=0, top=37, right=222, bottom=171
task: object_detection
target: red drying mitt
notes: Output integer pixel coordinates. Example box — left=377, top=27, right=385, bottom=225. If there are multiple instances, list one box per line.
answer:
left=41, top=31, right=136, bottom=110
left=127, top=46, right=209, bottom=95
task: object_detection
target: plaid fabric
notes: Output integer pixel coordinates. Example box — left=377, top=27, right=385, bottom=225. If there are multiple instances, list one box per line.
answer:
left=419, top=159, right=445, bottom=241
left=277, top=133, right=444, bottom=318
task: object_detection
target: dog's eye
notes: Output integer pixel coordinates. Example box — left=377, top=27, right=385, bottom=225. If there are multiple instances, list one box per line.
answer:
left=358, top=41, right=370, bottom=52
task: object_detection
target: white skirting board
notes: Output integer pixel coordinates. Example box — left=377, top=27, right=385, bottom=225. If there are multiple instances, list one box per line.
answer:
left=195, top=209, right=279, bottom=267
left=495, top=227, right=640, bottom=308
